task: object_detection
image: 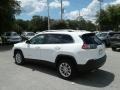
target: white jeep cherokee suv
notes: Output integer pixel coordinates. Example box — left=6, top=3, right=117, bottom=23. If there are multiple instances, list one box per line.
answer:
left=13, top=30, right=106, bottom=79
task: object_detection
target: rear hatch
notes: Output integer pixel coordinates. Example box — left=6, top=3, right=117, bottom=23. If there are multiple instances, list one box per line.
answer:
left=81, top=33, right=105, bottom=59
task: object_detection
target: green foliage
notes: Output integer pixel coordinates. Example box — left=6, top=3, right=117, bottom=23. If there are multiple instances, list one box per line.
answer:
left=29, top=16, right=48, bottom=32
left=51, top=20, right=68, bottom=30
left=0, top=0, right=96, bottom=33
left=66, top=19, right=95, bottom=31
left=15, top=15, right=96, bottom=32
left=0, top=0, right=21, bottom=34
left=14, top=19, right=30, bottom=33
left=96, top=4, right=120, bottom=31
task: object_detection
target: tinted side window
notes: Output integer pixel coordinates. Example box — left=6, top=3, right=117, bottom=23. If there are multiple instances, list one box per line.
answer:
left=46, top=34, right=61, bottom=44
left=45, top=34, right=74, bottom=44
left=30, top=35, right=46, bottom=44
left=61, top=35, right=74, bottom=43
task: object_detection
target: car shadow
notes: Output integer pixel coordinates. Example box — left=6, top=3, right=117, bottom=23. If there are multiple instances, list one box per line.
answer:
left=73, top=69, right=114, bottom=87
left=21, top=61, right=115, bottom=88
left=22, top=61, right=58, bottom=77
left=0, top=45, right=13, bottom=52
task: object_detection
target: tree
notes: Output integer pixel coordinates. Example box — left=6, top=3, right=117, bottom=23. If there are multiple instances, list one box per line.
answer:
left=0, top=0, right=21, bottom=34
left=14, top=15, right=96, bottom=32
left=66, top=17, right=96, bottom=31
left=51, top=20, right=68, bottom=30
left=29, top=16, right=48, bottom=32
left=86, top=21, right=96, bottom=31
left=14, top=19, right=30, bottom=33
left=96, top=4, right=120, bottom=31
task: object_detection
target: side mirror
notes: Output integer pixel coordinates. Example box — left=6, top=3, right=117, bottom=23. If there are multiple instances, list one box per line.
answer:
left=26, top=40, right=30, bottom=44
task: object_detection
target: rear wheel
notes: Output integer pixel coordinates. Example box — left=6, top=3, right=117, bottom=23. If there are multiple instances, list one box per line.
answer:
left=57, top=60, right=76, bottom=80
left=14, top=51, right=25, bottom=65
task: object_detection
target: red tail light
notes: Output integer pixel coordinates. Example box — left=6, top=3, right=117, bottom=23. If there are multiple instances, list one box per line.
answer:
left=82, top=43, right=97, bottom=49
left=82, top=43, right=90, bottom=49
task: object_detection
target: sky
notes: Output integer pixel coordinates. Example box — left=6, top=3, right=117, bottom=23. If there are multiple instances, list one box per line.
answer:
left=16, top=0, right=120, bottom=22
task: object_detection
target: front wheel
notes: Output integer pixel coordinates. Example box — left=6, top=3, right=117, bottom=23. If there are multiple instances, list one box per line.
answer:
left=57, top=60, right=76, bottom=80
left=14, top=51, right=25, bottom=65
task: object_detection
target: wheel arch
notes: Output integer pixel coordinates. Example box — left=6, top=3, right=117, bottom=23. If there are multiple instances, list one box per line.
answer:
left=55, top=54, right=77, bottom=67
left=14, top=49, right=23, bottom=57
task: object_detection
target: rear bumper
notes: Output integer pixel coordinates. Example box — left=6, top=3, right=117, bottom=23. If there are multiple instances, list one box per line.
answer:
left=77, top=55, right=107, bottom=71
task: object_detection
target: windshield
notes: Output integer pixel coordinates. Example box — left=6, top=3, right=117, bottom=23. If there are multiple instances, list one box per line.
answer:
left=12, top=32, right=18, bottom=36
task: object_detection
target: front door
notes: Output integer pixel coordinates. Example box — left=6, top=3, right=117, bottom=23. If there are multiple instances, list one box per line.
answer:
left=24, top=34, right=46, bottom=60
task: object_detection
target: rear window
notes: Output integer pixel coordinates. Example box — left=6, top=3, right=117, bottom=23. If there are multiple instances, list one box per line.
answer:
left=81, top=33, right=102, bottom=45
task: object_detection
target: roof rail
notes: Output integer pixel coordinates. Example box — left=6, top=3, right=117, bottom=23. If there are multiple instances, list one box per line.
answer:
left=42, top=29, right=77, bottom=32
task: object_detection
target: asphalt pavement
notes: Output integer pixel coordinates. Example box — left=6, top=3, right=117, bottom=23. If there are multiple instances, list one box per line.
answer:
left=0, top=45, right=120, bottom=90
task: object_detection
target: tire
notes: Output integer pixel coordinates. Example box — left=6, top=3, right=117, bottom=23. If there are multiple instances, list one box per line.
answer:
left=57, top=60, right=76, bottom=80
left=14, top=51, right=25, bottom=65
left=112, top=47, right=116, bottom=51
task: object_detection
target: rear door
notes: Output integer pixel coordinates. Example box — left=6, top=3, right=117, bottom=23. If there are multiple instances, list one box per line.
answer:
left=23, top=34, right=46, bottom=60
left=40, top=34, right=74, bottom=62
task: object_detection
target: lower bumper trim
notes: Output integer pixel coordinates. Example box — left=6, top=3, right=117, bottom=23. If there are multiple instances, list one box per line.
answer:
left=77, top=55, right=107, bottom=71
